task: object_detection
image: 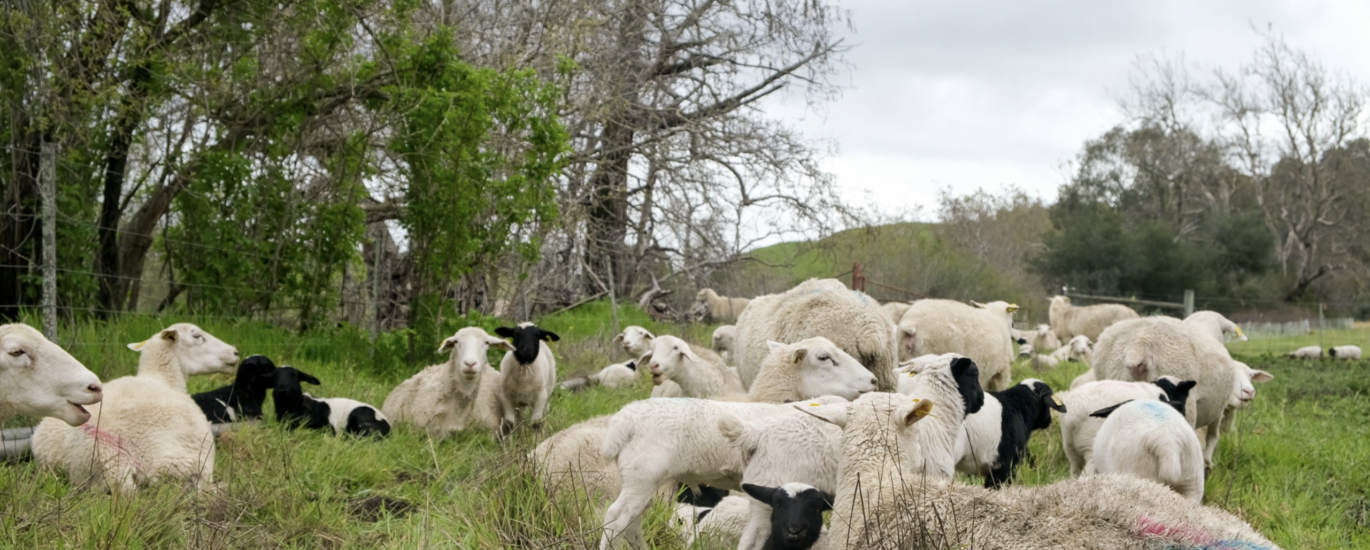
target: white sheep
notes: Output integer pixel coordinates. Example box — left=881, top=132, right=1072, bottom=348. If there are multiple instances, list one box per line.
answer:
left=1329, top=345, right=1361, bottom=360
left=613, top=325, right=683, bottom=397
left=1031, top=323, right=1062, bottom=352
left=1183, top=311, right=1247, bottom=343
left=643, top=335, right=742, bottom=398
left=561, top=360, right=639, bottom=391
left=734, top=278, right=898, bottom=392
left=1059, top=377, right=1196, bottom=478
left=1089, top=399, right=1206, bottom=502
left=493, top=323, right=559, bottom=428
left=898, top=299, right=1014, bottom=391
left=795, top=392, right=1275, bottom=549
left=711, top=325, right=736, bottom=365
left=32, top=323, right=239, bottom=494
left=879, top=301, right=911, bottom=326
left=1288, top=345, right=1321, bottom=359
left=971, top=300, right=1018, bottom=328
left=381, top=327, right=511, bottom=439
left=1039, top=334, right=1093, bottom=368
left=692, top=288, right=752, bottom=323
left=1049, top=295, right=1139, bottom=342
left=0, top=324, right=103, bottom=427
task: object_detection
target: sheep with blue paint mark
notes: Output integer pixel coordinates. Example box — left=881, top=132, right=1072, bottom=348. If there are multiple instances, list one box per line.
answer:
left=1090, top=398, right=1206, bottom=502
left=1060, top=377, right=1197, bottom=478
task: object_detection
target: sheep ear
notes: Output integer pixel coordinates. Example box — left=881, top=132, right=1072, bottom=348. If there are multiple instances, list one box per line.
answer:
left=1044, top=394, right=1067, bottom=413
left=438, top=337, right=459, bottom=353
left=1250, top=370, right=1273, bottom=383
left=612, top=334, right=624, bottom=344
left=794, top=402, right=848, bottom=428
left=127, top=340, right=148, bottom=351
left=494, top=327, right=516, bottom=338
left=540, top=330, right=561, bottom=342
left=766, top=340, right=785, bottom=353
left=902, top=399, right=935, bottom=426
left=818, top=491, right=836, bottom=512
left=742, top=483, right=778, bottom=505
left=791, top=347, right=807, bottom=364
left=297, top=371, right=322, bottom=385
left=488, top=337, right=516, bottom=352
left=637, top=353, right=652, bottom=367
left=1006, top=303, right=1020, bottom=312
left=1177, top=380, right=1198, bottom=391
left=1233, top=325, right=1247, bottom=340
left=970, top=300, right=985, bottom=308
left=1089, top=401, right=1132, bottom=419
left=900, top=327, right=917, bottom=354
left=642, top=329, right=656, bottom=339
left=159, top=329, right=178, bottom=342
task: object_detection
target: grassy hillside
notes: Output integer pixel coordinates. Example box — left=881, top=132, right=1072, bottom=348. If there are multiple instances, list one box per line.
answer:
left=0, top=309, right=1366, bottom=548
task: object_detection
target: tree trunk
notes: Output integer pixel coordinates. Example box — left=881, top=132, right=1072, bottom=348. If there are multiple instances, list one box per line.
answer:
left=0, top=129, right=40, bottom=321
left=94, top=62, right=155, bottom=315
left=585, top=119, right=635, bottom=293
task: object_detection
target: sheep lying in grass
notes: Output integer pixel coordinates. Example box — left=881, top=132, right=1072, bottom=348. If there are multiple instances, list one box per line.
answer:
left=796, top=392, right=1277, bottom=549
left=692, top=288, right=752, bottom=323
left=898, top=299, right=1014, bottom=391
left=561, top=360, right=638, bottom=392
left=1288, top=346, right=1321, bottom=359
left=494, top=323, right=559, bottom=429
left=1329, top=345, right=1362, bottom=360
left=674, top=485, right=832, bottom=550
left=1090, top=399, right=1205, bottom=502
left=651, top=336, right=876, bottom=403
left=270, top=366, right=329, bottom=430
left=32, top=324, right=239, bottom=494
left=735, top=278, right=898, bottom=391
left=1059, top=377, right=1196, bottom=478
left=1031, top=323, right=1062, bottom=353
left=0, top=323, right=103, bottom=427
left=712, top=325, right=737, bottom=364
left=1037, top=334, right=1093, bottom=368
left=192, top=354, right=277, bottom=423
left=612, top=326, right=683, bottom=397
left=382, top=328, right=511, bottom=439
left=1049, top=295, right=1139, bottom=342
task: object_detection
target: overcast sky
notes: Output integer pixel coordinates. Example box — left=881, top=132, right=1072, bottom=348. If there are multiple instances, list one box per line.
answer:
left=775, top=0, right=1370, bottom=220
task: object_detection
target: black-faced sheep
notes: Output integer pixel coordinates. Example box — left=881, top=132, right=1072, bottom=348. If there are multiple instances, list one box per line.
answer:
left=192, top=354, right=277, bottom=423
left=493, top=323, right=559, bottom=429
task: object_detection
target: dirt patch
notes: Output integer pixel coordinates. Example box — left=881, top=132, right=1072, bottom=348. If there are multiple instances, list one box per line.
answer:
left=350, top=496, right=414, bottom=522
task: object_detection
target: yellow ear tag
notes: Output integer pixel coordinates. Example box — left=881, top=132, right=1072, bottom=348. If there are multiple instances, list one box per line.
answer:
left=127, top=340, right=147, bottom=351
left=809, top=402, right=820, bottom=406
left=1052, top=395, right=1063, bottom=406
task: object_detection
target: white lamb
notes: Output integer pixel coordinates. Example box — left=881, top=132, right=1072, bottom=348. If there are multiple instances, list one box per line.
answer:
left=493, top=323, right=559, bottom=428
left=1089, top=399, right=1206, bottom=502
left=382, top=327, right=511, bottom=439
left=672, top=493, right=752, bottom=548
left=734, top=278, right=898, bottom=391
left=794, top=393, right=1276, bottom=549
left=1329, top=345, right=1361, bottom=360
left=692, top=288, right=752, bottom=323
left=898, top=299, right=1014, bottom=391
left=32, top=323, right=239, bottom=494
left=0, top=324, right=103, bottom=427
left=612, top=326, right=682, bottom=397
left=1288, top=345, right=1321, bottom=359
left=1060, top=377, right=1196, bottom=478
left=711, top=325, right=737, bottom=365
left=1031, top=323, right=1062, bottom=353
left=1038, top=334, right=1093, bottom=368
left=643, top=335, right=742, bottom=398
left=562, top=360, right=639, bottom=391
left=1049, top=295, right=1139, bottom=342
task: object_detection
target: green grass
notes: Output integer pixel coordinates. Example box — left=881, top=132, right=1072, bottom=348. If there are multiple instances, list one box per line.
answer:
left=1, top=310, right=1366, bottom=548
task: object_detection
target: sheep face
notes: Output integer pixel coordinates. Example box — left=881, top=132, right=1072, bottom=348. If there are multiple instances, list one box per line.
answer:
left=236, top=355, right=278, bottom=393
left=438, top=327, right=514, bottom=381
left=266, top=366, right=321, bottom=424
left=346, top=407, right=391, bottom=438
left=898, top=354, right=984, bottom=416
left=614, top=326, right=655, bottom=358
left=129, top=323, right=240, bottom=377
left=643, top=335, right=700, bottom=386
left=769, top=337, right=878, bottom=400
left=742, top=482, right=833, bottom=548
left=690, top=289, right=716, bottom=321
left=1020, top=378, right=1068, bottom=430
left=1229, top=363, right=1273, bottom=408
left=0, top=324, right=103, bottom=426
left=494, top=323, right=559, bottom=365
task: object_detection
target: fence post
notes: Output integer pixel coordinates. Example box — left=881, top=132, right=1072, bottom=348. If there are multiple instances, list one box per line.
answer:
left=1183, top=290, right=1194, bottom=318
left=369, top=225, right=383, bottom=355
left=40, top=142, right=57, bottom=342
left=852, top=262, right=864, bottom=292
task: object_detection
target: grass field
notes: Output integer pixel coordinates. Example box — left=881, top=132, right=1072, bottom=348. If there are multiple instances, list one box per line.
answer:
left=1, top=305, right=1367, bottom=548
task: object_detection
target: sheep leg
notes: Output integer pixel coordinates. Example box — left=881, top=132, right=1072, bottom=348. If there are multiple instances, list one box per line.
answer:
left=529, top=391, right=550, bottom=430
left=1202, top=419, right=1222, bottom=475
left=599, top=484, right=654, bottom=550
left=737, top=499, right=774, bottom=550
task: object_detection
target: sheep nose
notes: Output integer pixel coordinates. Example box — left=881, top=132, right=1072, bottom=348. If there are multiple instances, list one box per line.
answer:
left=464, top=361, right=477, bottom=368
left=87, top=383, right=103, bottom=394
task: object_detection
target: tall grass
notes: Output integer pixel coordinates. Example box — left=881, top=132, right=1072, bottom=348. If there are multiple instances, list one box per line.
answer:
left=1, top=307, right=1366, bottom=548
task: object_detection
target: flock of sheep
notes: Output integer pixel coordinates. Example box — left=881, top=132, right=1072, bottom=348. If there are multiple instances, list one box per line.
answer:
left=0, top=279, right=1352, bottom=549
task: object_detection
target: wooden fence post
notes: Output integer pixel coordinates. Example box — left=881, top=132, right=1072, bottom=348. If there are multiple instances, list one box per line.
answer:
left=852, top=262, right=864, bottom=292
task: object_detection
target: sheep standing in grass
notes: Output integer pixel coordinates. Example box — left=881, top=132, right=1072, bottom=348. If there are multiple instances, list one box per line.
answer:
left=692, top=288, right=752, bottom=323
left=494, top=323, right=559, bottom=429
left=735, top=278, right=897, bottom=392
left=1060, top=377, right=1196, bottom=478
left=955, top=378, right=1067, bottom=488
left=898, top=299, right=1014, bottom=391
left=0, top=324, right=103, bottom=427
left=796, top=392, right=1276, bottom=549
left=1049, top=295, right=1138, bottom=342
left=382, top=328, right=511, bottom=439
left=32, top=324, right=239, bottom=494
left=1090, top=399, right=1206, bottom=502
left=192, top=354, right=277, bottom=423
left=712, top=325, right=737, bottom=364
left=1329, top=345, right=1361, bottom=360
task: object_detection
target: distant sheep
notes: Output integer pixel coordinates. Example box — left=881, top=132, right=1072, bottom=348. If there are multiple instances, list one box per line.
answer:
left=494, top=323, right=560, bottom=428
left=561, top=361, right=638, bottom=392
left=1049, top=295, right=1139, bottom=342
left=712, top=325, right=737, bottom=364
left=735, top=278, right=898, bottom=391
left=32, top=324, right=239, bottom=494
left=0, top=323, right=103, bottom=427
left=1329, top=345, right=1361, bottom=360
left=1288, top=346, right=1321, bottom=359
left=381, top=328, right=510, bottom=439
left=614, top=325, right=683, bottom=397
left=1031, top=323, right=1062, bottom=353
left=192, top=354, right=277, bottom=423
left=1090, top=399, right=1206, bottom=502
left=898, top=299, right=1014, bottom=391
left=1038, top=334, right=1093, bottom=368
left=692, top=288, right=752, bottom=323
